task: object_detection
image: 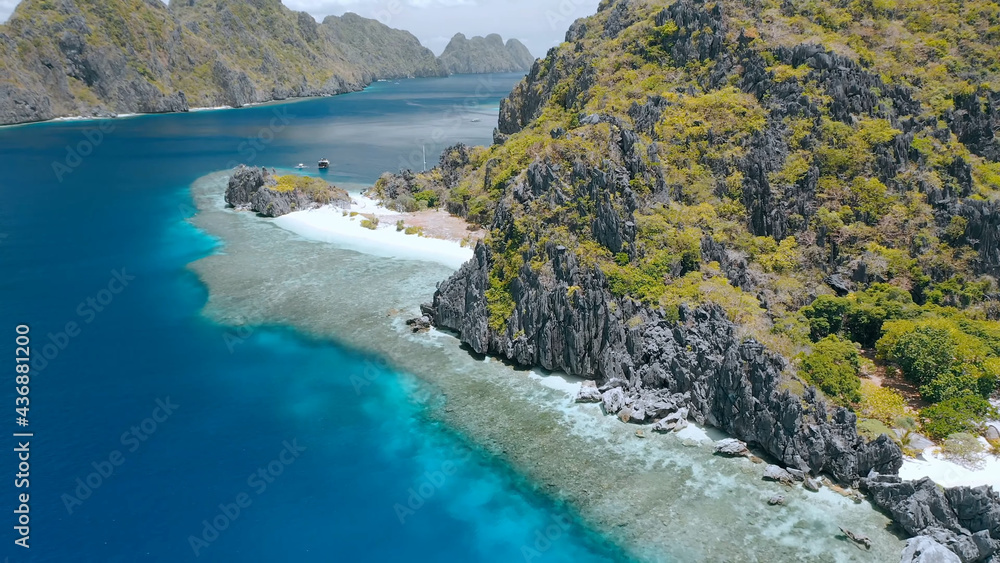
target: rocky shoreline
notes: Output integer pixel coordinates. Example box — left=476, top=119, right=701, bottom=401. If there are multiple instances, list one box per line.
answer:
left=419, top=242, right=1000, bottom=562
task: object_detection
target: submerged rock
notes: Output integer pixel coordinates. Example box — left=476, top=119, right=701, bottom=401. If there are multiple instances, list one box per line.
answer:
left=767, top=494, right=786, bottom=506
left=763, top=465, right=794, bottom=485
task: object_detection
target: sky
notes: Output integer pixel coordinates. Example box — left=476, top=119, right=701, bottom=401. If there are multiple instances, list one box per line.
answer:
left=0, top=0, right=603, bottom=56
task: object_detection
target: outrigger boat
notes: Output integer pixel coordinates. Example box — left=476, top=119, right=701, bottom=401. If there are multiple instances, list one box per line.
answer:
left=318, top=159, right=330, bottom=170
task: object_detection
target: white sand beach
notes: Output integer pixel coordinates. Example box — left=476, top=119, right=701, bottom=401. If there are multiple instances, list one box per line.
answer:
left=272, top=197, right=474, bottom=270
left=900, top=439, right=1000, bottom=491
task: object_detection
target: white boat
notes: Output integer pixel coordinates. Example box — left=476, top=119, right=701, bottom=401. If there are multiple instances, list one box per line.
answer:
left=295, top=163, right=307, bottom=169
left=318, top=159, right=330, bottom=170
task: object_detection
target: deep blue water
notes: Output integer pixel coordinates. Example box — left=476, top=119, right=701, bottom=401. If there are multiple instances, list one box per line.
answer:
left=0, top=76, right=625, bottom=562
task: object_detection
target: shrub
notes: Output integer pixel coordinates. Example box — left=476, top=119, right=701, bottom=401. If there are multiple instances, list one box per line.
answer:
left=360, top=217, right=379, bottom=230
left=920, top=395, right=998, bottom=441
left=404, top=226, right=424, bottom=236
left=396, top=220, right=405, bottom=232
left=801, top=294, right=848, bottom=341
left=941, top=433, right=985, bottom=469
left=858, top=380, right=907, bottom=424
left=798, top=335, right=862, bottom=405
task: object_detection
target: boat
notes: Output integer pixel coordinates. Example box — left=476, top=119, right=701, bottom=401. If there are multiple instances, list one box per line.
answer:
left=470, top=118, right=481, bottom=123
left=295, top=163, right=307, bottom=169
left=318, top=159, right=330, bottom=170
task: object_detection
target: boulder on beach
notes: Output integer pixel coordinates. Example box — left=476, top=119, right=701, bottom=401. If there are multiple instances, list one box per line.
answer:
left=804, top=478, right=821, bottom=492
left=714, top=438, right=750, bottom=457
left=601, top=387, right=627, bottom=415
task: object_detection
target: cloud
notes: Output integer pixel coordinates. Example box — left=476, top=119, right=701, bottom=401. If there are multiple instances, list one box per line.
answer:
left=0, top=0, right=601, bottom=54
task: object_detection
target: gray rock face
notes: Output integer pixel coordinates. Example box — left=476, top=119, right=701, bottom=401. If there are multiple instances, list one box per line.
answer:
left=901, top=536, right=963, bottom=563
left=224, top=165, right=349, bottom=218
left=864, top=476, right=1000, bottom=562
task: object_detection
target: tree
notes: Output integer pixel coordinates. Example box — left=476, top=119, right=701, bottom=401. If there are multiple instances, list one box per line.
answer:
left=801, top=294, right=849, bottom=341
left=799, top=335, right=862, bottom=404
left=920, top=395, right=998, bottom=441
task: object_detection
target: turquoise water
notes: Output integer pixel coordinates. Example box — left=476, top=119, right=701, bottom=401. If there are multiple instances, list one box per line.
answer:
left=0, top=75, right=627, bottom=562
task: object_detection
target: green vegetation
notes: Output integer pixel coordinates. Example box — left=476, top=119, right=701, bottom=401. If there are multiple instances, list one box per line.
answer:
left=858, top=380, right=909, bottom=425
left=920, top=396, right=999, bottom=441
left=272, top=175, right=345, bottom=205
left=798, top=336, right=862, bottom=405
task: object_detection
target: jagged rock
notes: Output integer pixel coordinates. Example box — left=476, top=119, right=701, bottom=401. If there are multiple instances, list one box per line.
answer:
left=575, top=380, right=603, bottom=403
left=804, top=478, right=821, bottom=492
left=601, top=387, right=627, bottom=415
left=768, top=494, right=786, bottom=506
left=714, top=438, right=749, bottom=457
left=763, top=465, right=794, bottom=484
left=901, top=536, right=963, bottom=563
left=864, top=477, right=1000, bottom=562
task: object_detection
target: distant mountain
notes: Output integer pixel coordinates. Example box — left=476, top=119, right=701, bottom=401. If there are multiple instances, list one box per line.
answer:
left=438, top=33, right=535, bottom=75
left=322, top=12, right=446, bottom=80
left=0, top=0, right=446, bottom=125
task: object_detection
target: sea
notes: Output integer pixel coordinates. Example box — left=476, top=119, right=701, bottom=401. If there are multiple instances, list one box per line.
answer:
left=0, top=74, right=905, bottom=563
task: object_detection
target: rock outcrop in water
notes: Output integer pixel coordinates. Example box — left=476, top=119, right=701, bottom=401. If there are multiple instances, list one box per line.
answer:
left=225, top=166, right=349, bottom=218
left=438, top=34, right=535, bottom=74
left=0, top=0, right=449, bottom=125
